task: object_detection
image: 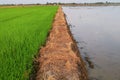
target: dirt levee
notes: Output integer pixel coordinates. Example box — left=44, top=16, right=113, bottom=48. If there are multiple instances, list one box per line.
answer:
left=36, top=6, right=88, bottom=80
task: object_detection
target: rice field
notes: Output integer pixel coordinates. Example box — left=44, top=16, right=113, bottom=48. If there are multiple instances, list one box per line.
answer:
left=0, top=6, right=58, bottom=80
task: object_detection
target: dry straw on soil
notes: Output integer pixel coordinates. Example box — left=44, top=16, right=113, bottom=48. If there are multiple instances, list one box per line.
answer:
left=36, top=6, right=88, bottom=80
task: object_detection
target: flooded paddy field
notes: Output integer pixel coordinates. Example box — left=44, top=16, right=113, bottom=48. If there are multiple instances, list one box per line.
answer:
left=63, top=6, right=120, bottom=80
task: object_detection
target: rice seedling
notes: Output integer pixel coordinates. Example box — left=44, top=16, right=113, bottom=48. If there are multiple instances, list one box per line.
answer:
left=0, top=6, right=58, bottom=80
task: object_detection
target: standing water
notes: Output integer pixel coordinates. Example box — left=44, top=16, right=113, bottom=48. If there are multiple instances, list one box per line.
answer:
left=63, top=6, right=120, bottom=80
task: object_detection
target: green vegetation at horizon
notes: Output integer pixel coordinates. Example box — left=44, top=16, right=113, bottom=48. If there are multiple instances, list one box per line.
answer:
left=0, top=6, right=58, bottom=80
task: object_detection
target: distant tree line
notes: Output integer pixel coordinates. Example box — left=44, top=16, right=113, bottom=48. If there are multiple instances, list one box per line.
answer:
left=0, top=2, right=120, bottom=6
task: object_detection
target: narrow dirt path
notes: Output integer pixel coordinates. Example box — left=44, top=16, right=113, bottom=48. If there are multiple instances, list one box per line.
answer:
left=36, top=6, right=88, bottom=80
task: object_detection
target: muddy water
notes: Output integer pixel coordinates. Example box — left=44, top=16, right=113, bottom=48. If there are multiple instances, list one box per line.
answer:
left=63, top=6, right=120, bottom=80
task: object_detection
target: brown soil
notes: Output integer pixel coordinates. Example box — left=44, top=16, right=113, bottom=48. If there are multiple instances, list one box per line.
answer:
left=36, top=6, right=88, bottom=80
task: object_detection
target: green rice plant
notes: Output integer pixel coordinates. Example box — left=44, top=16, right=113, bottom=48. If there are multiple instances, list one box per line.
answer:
left=0, top=6, right=58, bottom=80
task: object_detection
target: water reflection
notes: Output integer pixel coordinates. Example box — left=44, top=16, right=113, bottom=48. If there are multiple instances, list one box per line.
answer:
left=63, top=6, right=120, bottom=80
